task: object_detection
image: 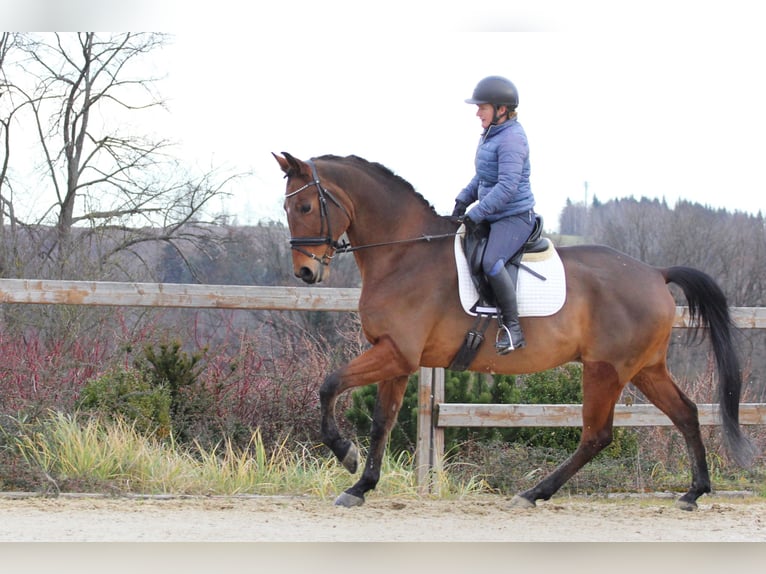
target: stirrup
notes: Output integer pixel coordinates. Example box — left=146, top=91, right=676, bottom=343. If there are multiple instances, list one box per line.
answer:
left=495, top=324, right=516, bottom=355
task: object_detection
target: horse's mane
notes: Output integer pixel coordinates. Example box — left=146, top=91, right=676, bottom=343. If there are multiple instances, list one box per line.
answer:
left=314, top=154, right=440, bottom=217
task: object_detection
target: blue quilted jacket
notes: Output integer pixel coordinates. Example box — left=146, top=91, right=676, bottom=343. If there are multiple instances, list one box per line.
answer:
left=456, top=118, right=535, bottom=222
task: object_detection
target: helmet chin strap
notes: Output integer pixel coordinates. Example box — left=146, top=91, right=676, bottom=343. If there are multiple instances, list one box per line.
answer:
left=491, top=104, right=510, bottom=125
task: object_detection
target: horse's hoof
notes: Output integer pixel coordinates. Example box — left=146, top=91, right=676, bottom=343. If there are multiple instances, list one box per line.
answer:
left=341, top=443, right=359, bottom=474
left=334, top=491, right=365, bottom=508
left=675, top=498, right=698, bottom=511
left=509, top=495, right=536, bottom=509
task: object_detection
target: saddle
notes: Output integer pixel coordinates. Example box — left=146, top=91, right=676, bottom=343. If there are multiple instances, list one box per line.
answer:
left=463, top=214, right=547, bottom=308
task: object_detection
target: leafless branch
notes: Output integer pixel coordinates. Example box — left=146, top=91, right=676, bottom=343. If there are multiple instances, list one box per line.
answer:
left=0, top=32, right=234, bottom=281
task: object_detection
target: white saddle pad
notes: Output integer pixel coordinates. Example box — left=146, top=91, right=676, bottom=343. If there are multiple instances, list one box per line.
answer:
left=455, top=227, right=567, bottom=317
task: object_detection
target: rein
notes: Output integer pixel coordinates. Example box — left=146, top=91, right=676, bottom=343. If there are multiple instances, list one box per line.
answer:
left=286, top=160, right=459, bottom=263
left=334, top=232, right=460, bottom=254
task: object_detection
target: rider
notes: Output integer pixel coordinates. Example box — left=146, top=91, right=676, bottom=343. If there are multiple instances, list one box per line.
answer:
left=452, top=75, right=536, bottom=354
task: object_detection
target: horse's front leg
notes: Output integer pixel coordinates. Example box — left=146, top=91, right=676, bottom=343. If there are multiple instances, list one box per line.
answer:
left=334, top=375, right=409, bottom=507
left=318, top=336, right=414, bottom=505
left=319, top=368, right=361, bottom=475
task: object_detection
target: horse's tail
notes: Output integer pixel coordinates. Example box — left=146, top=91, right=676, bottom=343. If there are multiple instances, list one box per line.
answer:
left=663, top=266, right=757, bottom=467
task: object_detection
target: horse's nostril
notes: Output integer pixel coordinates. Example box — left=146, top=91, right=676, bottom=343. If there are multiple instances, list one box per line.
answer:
left=298, top=266, right=316, bottom=283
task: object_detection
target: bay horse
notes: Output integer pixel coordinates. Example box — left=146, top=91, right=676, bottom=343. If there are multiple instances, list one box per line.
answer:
left=274, top=152, right=756, bottom=511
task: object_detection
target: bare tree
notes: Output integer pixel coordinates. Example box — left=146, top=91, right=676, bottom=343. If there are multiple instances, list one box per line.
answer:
left=558, top=198, right=587, bottom=236
left=564, top=195, right=765, bottom=307
left=587, top=196, right=669, bottom=264
left=0, top=32, right=234, bottom=280
left=0, top=32, right=23, bottom=275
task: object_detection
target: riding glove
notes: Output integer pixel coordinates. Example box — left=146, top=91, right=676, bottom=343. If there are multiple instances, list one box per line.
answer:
left=458, top=214, right=479, bottom=234
left=452, top=200, right=468, bottom=218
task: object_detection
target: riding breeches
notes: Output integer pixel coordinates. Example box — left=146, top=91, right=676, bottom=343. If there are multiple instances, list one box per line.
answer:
left=482, top=210, right=536, bottom=276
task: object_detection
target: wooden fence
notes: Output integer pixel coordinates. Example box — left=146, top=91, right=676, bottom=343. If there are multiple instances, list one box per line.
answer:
left=1, top=279, right=765, bottom=493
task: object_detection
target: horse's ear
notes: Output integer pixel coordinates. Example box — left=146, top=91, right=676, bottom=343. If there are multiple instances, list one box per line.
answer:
left=273, top=152, right=291, bottom=174
left=273, top=151, right=310, bottom=177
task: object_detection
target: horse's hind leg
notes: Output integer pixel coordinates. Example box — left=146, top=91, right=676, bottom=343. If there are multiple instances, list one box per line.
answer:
left=335, top=375, right=409, bottom=507
left=511, top=361, right=624, bottom=508
left=632, top=364, right=710, bottom=510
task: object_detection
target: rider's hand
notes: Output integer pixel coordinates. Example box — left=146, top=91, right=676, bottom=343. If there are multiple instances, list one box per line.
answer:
left=458, top=213, right=478, bottom=234
left=451, top=200, right=468, bottom=218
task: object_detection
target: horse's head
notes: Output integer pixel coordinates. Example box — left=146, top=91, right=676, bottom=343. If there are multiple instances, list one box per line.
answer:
left=274, top=152, right=352, bottom=284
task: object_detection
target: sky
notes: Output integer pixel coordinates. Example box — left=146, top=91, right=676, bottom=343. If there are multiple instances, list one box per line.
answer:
left=7, top=1, right=766, bottom=231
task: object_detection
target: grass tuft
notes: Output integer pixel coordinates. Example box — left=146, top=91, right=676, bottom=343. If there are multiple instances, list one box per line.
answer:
left=9, top=412, right=489, bottom=499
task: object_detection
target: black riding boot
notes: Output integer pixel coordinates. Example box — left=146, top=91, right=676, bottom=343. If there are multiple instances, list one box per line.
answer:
left=487, top=267, right=526, bottom=354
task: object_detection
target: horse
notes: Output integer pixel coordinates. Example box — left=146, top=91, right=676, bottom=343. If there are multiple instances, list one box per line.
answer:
left=274, top=151, right=756, bottom=511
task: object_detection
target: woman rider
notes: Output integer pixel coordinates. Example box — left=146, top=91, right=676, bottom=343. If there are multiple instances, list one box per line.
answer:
left=452, top=75, right=536, bottom=354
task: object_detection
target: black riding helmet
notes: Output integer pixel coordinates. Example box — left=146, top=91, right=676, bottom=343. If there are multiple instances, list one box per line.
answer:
left=465, top=75, right=519, bottom=111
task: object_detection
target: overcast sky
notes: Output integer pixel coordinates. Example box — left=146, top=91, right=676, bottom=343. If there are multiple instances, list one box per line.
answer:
left=8, top=1, right=766, bottom=231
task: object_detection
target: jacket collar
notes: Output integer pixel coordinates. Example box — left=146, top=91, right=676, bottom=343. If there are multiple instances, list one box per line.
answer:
left=481, top=116, right=516, bottom=140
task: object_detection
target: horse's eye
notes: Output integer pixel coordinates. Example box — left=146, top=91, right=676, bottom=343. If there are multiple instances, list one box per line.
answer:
left=299, top=203, right=312, bottom=214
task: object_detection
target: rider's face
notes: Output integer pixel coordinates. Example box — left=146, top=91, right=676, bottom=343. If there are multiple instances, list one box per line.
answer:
left=476, top=103, right=507, bottom=129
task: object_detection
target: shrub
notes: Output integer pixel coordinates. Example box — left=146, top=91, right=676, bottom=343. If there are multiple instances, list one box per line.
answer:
left=136, top=340, right=217, bottom=446
left=77, top=366, right=172, bottom=438
left=0, top=328, right=107, bottom=415
left=77, top=341, right=219, bottom=447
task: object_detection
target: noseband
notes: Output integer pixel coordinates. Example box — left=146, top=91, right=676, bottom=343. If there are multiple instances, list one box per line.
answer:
left=285, top=160, right=352, bottom=267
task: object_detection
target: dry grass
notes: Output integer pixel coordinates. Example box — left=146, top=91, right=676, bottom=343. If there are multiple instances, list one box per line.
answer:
left=8, top=412, right=489, bottom=499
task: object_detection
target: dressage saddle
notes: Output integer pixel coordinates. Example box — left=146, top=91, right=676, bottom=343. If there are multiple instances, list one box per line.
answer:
left=463, top=214, right=546, bottom=306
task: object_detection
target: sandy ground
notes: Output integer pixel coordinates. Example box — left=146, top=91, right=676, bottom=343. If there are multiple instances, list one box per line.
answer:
left=4, top=492, right=766, bottom=574
left=1, top=491, right=765, bottom=542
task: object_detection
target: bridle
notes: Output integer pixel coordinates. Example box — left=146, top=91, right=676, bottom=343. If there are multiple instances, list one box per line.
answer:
left=285, top=159, right=459, bottom=268
left=285, top=160, right=352, bottom=267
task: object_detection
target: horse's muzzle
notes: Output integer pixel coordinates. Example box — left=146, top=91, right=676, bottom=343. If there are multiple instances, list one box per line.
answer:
left=297, top=265, right=323, bottom=284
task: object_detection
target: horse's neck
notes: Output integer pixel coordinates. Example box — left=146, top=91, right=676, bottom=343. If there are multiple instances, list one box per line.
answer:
left=346, top=192, right=452, bottom=284
left=347, top=194, right=440, bottom=247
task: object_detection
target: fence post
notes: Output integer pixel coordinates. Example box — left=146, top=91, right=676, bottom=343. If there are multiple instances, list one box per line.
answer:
left=415, top=366, right=445, bottom=495
left=432, top=367, right=445, bottom=492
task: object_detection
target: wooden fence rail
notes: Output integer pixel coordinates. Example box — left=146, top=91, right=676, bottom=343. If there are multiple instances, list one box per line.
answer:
left=0, top=279, right=361, bottom=311
left=1, top=279, right=764, bottom=494
left=435, top=402, right=766, bottom=428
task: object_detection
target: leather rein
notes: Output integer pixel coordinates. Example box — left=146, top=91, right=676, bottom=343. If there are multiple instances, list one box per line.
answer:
left=286, top=160, right=458, bottom=267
